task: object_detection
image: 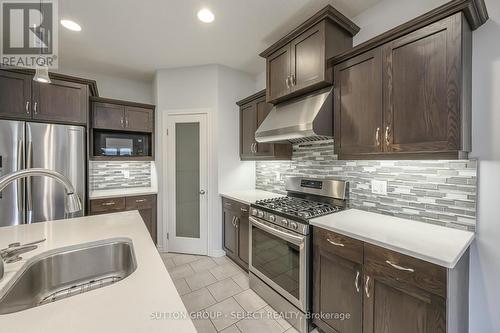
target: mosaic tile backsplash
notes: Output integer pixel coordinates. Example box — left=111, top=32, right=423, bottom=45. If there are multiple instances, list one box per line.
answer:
left=256, top=140, right=477, bottom=231
left=89, top=161, right=151, bottom=190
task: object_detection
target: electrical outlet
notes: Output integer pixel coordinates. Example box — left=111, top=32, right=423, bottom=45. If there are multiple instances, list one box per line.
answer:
left=122, top=170, right=130, bottom=179
left=371, top=180, right=387, bottom=195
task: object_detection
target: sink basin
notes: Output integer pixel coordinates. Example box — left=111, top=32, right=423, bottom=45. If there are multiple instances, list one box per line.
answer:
left=0, top=238, right=137, bottom=315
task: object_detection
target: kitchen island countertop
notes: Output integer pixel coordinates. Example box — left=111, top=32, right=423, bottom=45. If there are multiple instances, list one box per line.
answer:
left=0, top=211, right=196, bottom=333
left=219, top=189, right=284, bottom=205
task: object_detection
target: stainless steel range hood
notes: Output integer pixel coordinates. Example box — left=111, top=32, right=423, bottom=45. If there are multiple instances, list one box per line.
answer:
left=255, top=87, right=333, bottom=144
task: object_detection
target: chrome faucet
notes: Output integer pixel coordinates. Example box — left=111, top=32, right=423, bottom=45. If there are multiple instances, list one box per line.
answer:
left=0, top=238, right=46, bottom=280
left=0, top=168, right=82, bottom=214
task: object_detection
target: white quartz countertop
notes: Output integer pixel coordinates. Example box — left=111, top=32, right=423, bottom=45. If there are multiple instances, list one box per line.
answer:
left=89, top=186, right=158, bottom=199
left=0, top=211, right=196, bottom=333
left=310, top=209, right=474, bottom=269
left=219, top=189, right=284, bottom=205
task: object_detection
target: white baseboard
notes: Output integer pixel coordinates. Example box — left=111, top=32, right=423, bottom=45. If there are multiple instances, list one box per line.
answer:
left=209, top=249, right=226, bottom=257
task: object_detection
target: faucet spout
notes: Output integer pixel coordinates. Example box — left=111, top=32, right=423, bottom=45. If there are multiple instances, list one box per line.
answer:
left=0, top=168, right=82, bottom=214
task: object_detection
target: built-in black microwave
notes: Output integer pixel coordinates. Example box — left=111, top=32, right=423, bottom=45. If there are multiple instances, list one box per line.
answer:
left=93, top=130, right=151, bottom=157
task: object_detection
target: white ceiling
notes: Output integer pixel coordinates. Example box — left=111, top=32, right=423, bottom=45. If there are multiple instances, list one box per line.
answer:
left=58, top=0, right=382, bottom=82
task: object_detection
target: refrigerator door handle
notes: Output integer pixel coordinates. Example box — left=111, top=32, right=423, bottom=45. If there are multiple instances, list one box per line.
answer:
left=26, top=141, right=33, bottom=224
left=16, top=140, right=24, bottom=213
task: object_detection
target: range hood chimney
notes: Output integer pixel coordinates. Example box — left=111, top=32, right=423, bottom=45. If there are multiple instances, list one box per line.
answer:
left=255, top=87, right=333, bottom=144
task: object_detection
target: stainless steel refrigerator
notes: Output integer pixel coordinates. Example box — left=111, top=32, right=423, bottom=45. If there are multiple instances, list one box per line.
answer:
left=0, top=120, right=85, bottom=227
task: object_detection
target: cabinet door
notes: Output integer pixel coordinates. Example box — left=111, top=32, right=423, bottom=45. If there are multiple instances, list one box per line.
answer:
left=138, top=208, right=157, bottom=244
left=93, top=102, right=125, bottom=130
left=383, top=14, right=463, bottom=153
left=240, top=103, right=257, bottom=159
left=255, top=97, right=273, bottom=156
left=334, top=48, right=383, bottom=157
left=290, top=23, right=326, bottom=93
left=267, top=44, right=291, bottom=103
left=125, top=106, right=153, bottom=132
left=32, top=79, right=88, bottom=124
left=237, top=213, right=249, bottom=267
left=0, top=71, right=32, bottom=119
left=363, top=271, right=446, bottom=333
left=223, top=208, right=238, bottom=258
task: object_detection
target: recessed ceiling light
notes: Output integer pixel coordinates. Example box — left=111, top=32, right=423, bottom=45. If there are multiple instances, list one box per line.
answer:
left=60, top=19, right=82, bottom=31
left=197, top=8, right=214, bottom=23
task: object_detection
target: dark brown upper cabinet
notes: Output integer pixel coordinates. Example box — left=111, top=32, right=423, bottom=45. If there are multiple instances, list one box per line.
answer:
left=32, top=79, right=89, bottom=124
left=330, top=0, right=489, bottom=160
left=91, top=97, right=154, bottom=133
left=334, top=13, right=473, bottom=160
left=236, top=90, right=292, bottom=161
left=0, top=71, right=32, bottom=120
left=0, top=69, right=95, bottom=125
left=260, top=5, right=360, bottom=104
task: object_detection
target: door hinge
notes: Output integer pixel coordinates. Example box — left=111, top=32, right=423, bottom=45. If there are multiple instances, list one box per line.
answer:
left=166, top=129, right=169, bottom=135
left=166, top=232, right=169, bottom=240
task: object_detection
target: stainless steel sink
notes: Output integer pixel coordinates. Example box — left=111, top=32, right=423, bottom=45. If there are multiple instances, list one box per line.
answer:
left=0, top=238, right=137, bottom=315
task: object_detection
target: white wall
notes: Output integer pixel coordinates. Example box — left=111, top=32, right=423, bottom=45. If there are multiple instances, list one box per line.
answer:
left=255, top=71, right=266, bottom=91
left=353, top=0, right=500, bottom=331
left=154, top=65, right=255, bottom=256
left=55, top=68, right=154, bottom=104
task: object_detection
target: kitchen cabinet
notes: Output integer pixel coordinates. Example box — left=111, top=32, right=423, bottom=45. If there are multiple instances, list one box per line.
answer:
left=222, top=197, right=250, bottom=270
left=91, top=97, right=154, bottom=133
left=236, top=90, right=292, bottom=161
left=313, top=225, right=470, bottom=333
left=90, top=194, right=157, bottom=244
left=0, top=69, right=92, bottom=125
left=313, top=228, right=363, bottom=333
left=332, top=12, right=473, bottom=159
left=0, top=71, right=32, bottom=119
left=260, top=6, right=359, bottom=104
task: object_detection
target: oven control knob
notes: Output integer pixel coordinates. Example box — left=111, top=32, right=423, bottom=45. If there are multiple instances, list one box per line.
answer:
left=251, top=208, right=258, bottom=216
left=269, top=215, right=276, bottom=222
left=290, top=221, right=298, bottom=230
left=258, top=210, right=264, bottom=218
left=281, top=219, right=289, bottom=227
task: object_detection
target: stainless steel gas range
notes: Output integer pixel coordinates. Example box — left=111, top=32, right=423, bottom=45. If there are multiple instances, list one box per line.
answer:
left=249, top=177, right=348, bottom=333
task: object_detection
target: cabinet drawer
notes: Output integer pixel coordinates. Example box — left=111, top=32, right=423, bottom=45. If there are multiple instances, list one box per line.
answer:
left=126, top=195, right=155, bottom=210
left=314, top=228, right=363, bottom=264
left=222, top=198, right=249, bottom=216
left=364, top=243, right=446, bottom=298
left=90, top=197, right=126, bottom=214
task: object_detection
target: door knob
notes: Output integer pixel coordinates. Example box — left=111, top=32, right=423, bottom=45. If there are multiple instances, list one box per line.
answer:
left=199, top=190, right=206, bottom=195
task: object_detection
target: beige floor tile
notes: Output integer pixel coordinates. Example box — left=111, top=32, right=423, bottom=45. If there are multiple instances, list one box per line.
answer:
left=236, top=314, right=285, bottom=333
left=206, top=297, right=245, bottom=331
left=220, top=324, right=241, bottom=333
left=185, top=270, right=218, bottom=291
left=172, top=278, right=191, bottom=296
left=159, top=252, right=180, bottom=259
left=207, top=278, right=243, bottom=302
left=190, top=257, right=218, bottom=272
left=210, top=263, right=242, bottom=281
left=173, top=254, right=205, bottom=266
left=212, top=255, right=232, bottom=265
left=191, top=312, right=218, bottom=333
left=233, top=289, right=267, bottom=313
left=169, top=264, right=196, bottom=280
left=231, top=273, right=250, bottom=290
left=284, top=327, right=300, bottom=333
left=181, top=288, right=217, bottom=312
left=260, top=305, right=292, bottom=330
left=162, top=257, right=175, bottom=269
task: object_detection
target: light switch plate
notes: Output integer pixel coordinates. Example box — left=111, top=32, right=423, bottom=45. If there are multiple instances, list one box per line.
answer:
left=122, top=170, right=130, bottom=179
left=371, top=180, right=387, bottom=195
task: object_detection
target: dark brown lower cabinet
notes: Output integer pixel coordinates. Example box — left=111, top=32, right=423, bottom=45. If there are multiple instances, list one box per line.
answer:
left=90, top=194, right=157, bottom=244
left=313, top=227, right=469, bottom=333
left=222, top=197, right=250, bottom=270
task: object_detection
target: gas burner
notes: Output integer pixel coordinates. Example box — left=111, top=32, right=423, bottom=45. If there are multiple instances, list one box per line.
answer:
left=254, top=196, right=342, bottom=220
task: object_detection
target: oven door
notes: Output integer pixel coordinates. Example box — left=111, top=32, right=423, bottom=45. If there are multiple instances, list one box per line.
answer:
left=249, top=216, right=309, bottom=312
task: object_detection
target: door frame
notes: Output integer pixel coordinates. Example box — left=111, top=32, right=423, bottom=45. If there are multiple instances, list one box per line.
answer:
left=162, top=111, right=210, bottom=255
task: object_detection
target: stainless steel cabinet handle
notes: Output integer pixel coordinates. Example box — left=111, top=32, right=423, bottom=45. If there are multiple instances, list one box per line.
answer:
left=326, top=238, right=344, bottom=247
left=385, top=126, right=390, bottom=146
left=135, top=199, right=146, bottom=203
left=386, top=260, right=415, bottom=272
left=120, top=118, right=124, bottom=127
left=16, top=140, right=24, bottom=212
left=355, top=270, right=360, bottom=293
left=231, top=216, right=236, bottom=227
left=25, top=101, right=30, bottom=114
left=26, top=141, right=33, bottom=223
left=234, top=217, right=239, bottom=228
left=33, top=102, right=38, bottom=115
left=254, top=142, right=258, bottom=153
left=240, top=207, right=248, bottom=213
left=102, top=202, right=116, bottom=206
left=375, top=127, right=380, bottom=147
left=285, top=76, right=290, bottom=89
left=125, top=117, right=129, bottom=127
left=291, top=74, right=296, bottom=86
left=365, top=276, right=370, bottom=298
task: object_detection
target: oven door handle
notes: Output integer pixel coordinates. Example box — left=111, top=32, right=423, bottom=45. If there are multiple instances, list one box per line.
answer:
left=249, top=217, right=305, bottom=245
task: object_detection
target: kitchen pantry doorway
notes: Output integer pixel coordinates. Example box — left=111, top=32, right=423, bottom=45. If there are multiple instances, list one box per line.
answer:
left=166, top=113, right=208, bottom=255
